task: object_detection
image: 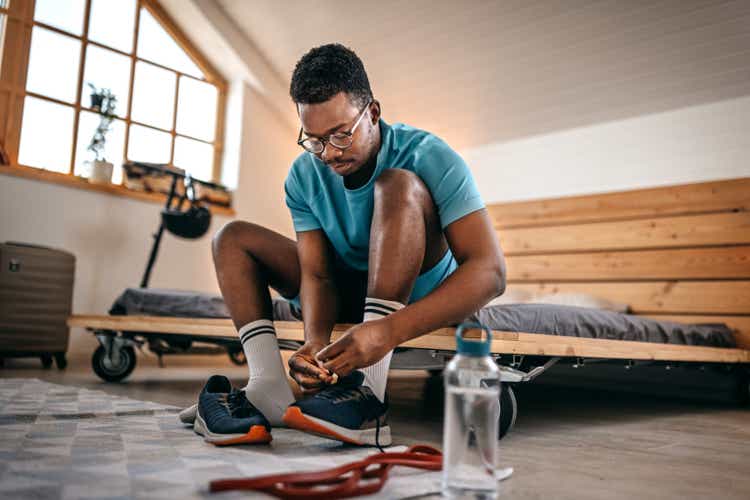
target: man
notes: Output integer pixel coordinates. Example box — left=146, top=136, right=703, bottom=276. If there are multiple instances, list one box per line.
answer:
left=200, top=43, right=506, bottom=447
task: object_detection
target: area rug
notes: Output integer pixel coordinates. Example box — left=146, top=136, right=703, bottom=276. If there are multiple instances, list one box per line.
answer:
left=0, top=378, right=441, bottom=499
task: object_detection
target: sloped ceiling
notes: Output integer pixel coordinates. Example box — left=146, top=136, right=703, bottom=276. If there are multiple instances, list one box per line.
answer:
left=216, top=0, right=750, bottom=151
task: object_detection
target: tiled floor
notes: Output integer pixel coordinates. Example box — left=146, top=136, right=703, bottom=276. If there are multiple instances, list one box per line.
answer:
left=1, top=350, right=748, bottom=499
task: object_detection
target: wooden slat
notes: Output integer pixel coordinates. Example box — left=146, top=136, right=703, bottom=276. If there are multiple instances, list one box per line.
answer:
left=644, top=315, right=750, bottom=350
left=506, top=246, right=750, bottom=281
left=500, top=212, right=750, bottom=254
left=68, top=314, right=236, bottom=336
left=67, top=315, right=750, bottom=363
left=488, top=177, right=750, bottom=229
left=505, top=281, right=750, bottom=315
left=486, top=332, right=749, bottom=363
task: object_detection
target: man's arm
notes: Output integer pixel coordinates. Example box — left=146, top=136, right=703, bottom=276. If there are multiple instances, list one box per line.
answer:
left=317, top=208, right=505, bottom=375
left=296, top=229, right=339, bottom=346
left=287, top=229, right=339, bottom=393
left=388, top=208, right=505, bottom=344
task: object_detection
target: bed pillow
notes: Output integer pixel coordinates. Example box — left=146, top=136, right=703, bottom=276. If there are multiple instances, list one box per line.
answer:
left=484, top=289, right=535, bottom=307
left=533, top=292, right=629, bottom=314
left=484, top=289, right=629, bottom=313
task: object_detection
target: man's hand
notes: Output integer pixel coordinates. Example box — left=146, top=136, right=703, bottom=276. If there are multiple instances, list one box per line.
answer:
left=288, top=342, right=335, bottom=395
left=316, top=318, right=397, bottom=377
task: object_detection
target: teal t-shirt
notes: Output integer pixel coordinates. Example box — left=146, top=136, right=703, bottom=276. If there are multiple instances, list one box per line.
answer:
left=284, top=118, right=485, bottom=275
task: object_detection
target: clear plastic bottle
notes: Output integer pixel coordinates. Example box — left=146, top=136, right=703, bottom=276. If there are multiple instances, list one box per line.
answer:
left=442, top=322, right=501, bottom=499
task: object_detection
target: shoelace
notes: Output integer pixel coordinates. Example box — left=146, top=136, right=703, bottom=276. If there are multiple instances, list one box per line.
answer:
left=224, top=389, right=253, bottom=418
left=374, top=417, right=385, bottom=453
left=209, top=444, right=442, bottom=499
left=315, top=380, right=366, bottom=403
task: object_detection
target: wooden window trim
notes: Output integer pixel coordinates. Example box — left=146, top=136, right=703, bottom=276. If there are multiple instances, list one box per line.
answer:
left=0, top=163, right=234, bottom=216
left=0, top=0, right=231, bottom=213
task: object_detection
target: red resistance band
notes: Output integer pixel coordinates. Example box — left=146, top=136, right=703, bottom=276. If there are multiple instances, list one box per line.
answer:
left=209, top=445, right=442, bottom=499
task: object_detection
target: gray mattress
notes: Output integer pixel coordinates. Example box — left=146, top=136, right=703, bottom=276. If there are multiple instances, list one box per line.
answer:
left=110, top=287, right=736, bottom=348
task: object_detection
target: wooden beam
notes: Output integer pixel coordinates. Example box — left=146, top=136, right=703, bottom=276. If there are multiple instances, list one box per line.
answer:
left=0, top=5, right=33, bottom=165
left=506, top=246, right=750, bottom=281
left=139, top=0, right=225, bottom=85
left=500, top=212, right=750, bottom=255
left=67, top=315, right=750, bottom=363
left=488, top=177, right=750, bottom=229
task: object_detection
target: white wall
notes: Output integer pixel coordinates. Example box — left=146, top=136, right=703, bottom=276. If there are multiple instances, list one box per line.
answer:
left=0, top=175, right=230, bottom=355
left=462, top=96, right=750, bottom=203
left=233, top=83, right=298, bottom=238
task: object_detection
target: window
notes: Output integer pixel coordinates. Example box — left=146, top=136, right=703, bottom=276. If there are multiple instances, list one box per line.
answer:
left=0, top=0, right=226, bottom=189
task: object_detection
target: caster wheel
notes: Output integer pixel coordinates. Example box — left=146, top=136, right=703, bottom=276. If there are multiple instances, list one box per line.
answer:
left=227, top=348, right=246, bottom=366
left=54, top=353, right=67, bottom=370
left=92, top=345, right=136, bottom=382
left=41, top=355, right=53, bottom=369
left=498, top=384, right=517, bottom=440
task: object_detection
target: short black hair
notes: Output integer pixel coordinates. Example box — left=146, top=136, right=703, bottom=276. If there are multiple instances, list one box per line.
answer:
left=290, top=43, right=372, bottom=108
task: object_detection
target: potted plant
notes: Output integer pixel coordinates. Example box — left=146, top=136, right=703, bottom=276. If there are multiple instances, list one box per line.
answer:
left=86, top=83, right=118, bottom=184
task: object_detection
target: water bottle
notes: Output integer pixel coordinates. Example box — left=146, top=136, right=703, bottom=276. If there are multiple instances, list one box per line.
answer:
left=442, top=322, right=501, bottom=499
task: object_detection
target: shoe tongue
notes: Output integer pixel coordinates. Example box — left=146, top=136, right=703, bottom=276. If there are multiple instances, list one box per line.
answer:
left=205, top=375, right=232, bottom=393
left=336, top=370, right=365, bottom=388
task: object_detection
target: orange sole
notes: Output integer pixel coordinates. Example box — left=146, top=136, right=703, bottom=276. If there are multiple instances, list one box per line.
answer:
left=211, top=425, right=272, bottom=446
left=283, top=406, right=361, bottom=445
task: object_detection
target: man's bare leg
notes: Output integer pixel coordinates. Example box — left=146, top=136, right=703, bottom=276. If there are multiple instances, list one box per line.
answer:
left=211, top=221, right=301, bottom=425
left=368, top=169, right=448, bottom=302
left=360, top=168, right=449, bottom=401
left=212, top=221, right=301, bottom=328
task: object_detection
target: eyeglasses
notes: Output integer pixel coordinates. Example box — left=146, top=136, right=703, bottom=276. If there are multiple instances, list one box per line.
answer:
left=297, top=100, right=372, bottom=154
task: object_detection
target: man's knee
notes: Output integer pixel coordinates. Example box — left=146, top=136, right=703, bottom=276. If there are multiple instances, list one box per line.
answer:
left=212, top=220, right=259, bottom=257
left=373, top=168, right=430, bottom=210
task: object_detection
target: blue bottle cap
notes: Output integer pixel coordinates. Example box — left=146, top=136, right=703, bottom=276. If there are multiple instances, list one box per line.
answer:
left=455, top=322, right=492, bottom=357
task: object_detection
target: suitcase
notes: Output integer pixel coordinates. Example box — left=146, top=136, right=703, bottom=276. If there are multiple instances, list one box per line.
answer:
left=0, top=242, right=75, bottom=369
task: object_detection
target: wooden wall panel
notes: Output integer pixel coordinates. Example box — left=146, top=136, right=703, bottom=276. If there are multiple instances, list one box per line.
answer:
left=505, top=281, right=750, bottom=315
left=500, top=212, right=750, bottom=254
left=489, top=178, right=750, bottom=228
left=506, top=246, right=750, bottom=281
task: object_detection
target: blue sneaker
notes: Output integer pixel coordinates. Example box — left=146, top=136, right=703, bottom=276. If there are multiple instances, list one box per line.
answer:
left=283, top=371, right=391, bottom=447
left=194, top=375, right=272, bottom=446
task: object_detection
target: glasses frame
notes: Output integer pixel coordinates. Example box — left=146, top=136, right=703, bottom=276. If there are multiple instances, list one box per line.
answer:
left=297, top=100, right=373, bottom=154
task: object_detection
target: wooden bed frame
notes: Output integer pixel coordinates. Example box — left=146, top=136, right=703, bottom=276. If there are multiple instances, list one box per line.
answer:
left=68, top=177, right=750, bottom=366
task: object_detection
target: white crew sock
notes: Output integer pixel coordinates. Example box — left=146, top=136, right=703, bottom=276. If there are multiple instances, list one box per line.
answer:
left=238, top=319, right=295, bottom=426
left=359, top=297, right=405, bottom=402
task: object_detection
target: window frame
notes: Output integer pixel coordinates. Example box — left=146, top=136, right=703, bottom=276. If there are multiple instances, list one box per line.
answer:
left=0, top=0, right=230, bottom=213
